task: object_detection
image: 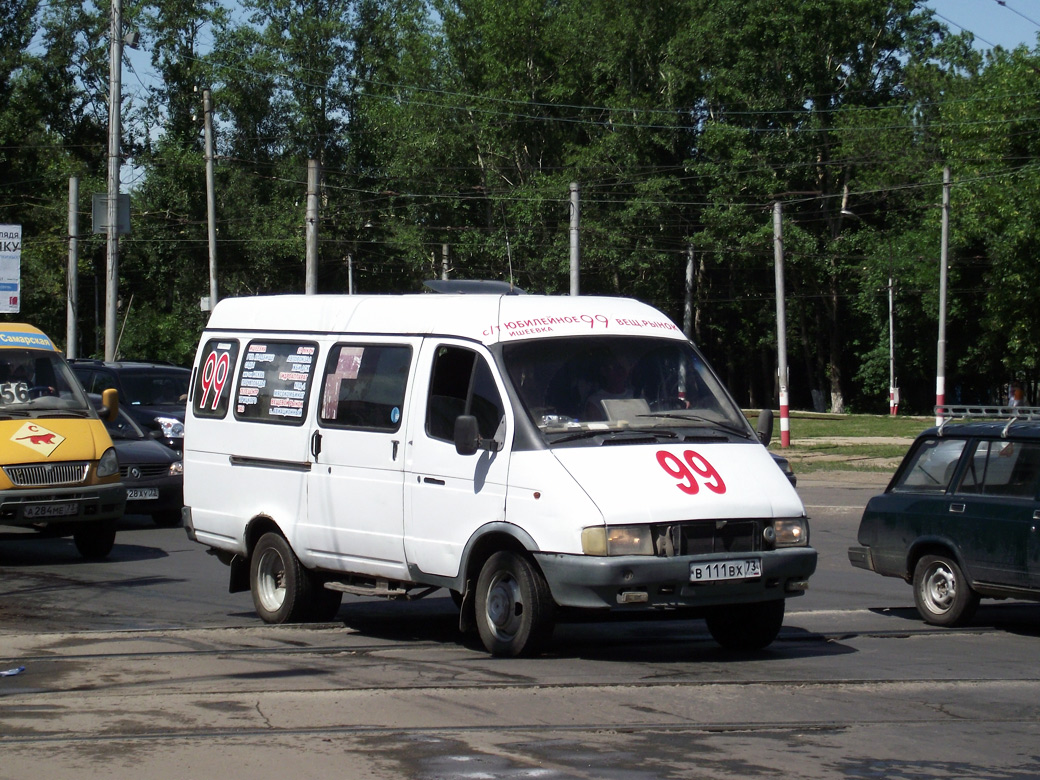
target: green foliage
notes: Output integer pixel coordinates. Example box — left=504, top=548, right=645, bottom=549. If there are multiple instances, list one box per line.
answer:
left=3, top=0, right=1040, bottom=403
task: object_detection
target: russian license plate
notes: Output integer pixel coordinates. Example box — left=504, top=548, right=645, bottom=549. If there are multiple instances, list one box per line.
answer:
left=24, top=502, right=78, bottom=519
left=690, top=559, right=762, bottom=583
left=126, top=487, right=159, bottom=501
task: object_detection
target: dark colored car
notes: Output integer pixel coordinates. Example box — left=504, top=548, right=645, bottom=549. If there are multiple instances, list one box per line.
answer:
left=849, top=406, right=1040, bottom=626
left=90, top=395, right=183, bottom=527
left=71, top=360, right=189, bottom=451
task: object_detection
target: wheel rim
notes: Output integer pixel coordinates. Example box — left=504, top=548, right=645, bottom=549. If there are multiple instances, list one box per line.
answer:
left=922, top=562, right=957, bottom=614
left=256, top=547, right=287, bottom=612
left=484, top=571, right=523, bottom=641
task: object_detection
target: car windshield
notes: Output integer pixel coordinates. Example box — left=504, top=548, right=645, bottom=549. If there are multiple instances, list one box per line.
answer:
left=502, top=335, right=752, bottom=444
left=121, top=370, right=189, bottom=407
left=0, top=348, right=93, bottom=417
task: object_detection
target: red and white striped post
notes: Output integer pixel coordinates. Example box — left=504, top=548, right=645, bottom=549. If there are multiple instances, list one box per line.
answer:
left=773, top=202, right=790, bottom=448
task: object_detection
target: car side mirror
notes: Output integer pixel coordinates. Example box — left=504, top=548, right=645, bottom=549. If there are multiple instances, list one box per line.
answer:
left=101, top=388, right=119, bottom=422
left=756, top=408, right=773, bottom=446
left=454, top=415, right=480, bottom=456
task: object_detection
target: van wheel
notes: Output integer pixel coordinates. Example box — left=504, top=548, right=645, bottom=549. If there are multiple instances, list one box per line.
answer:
left=250, top=532, right=314, bottom=624
left=310, top=585, right=343, bottom=622
left=705, top=599, right=785, bottom=651
left=913, top=554, right=979, bottom=627
left=475, top=551, right=554, bottom=657
left=73, top=522, right=116, bottom=560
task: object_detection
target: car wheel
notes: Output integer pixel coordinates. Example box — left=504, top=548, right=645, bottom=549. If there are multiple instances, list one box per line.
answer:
left=913, top=554, right=979, bottom=627
left=249, top=532, right=314, bottom=624
left=475, top=551, right=554, bottom=657
left=73, top=521, right=116, bottom=560
left=705, top=599, right=785, bottom=651
left=309, top=584, right=343, bottom=622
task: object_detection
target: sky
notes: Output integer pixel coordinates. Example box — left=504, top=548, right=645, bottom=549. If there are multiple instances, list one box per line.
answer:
left=925, top=0, right=1040, bottom=51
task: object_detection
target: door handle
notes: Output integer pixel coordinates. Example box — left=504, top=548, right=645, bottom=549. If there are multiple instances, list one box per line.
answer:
left=423, top=476, right=446, bottom=486
left=310, top=430, right=322, bottom=460
left=949, top=503, right=965, bottom=513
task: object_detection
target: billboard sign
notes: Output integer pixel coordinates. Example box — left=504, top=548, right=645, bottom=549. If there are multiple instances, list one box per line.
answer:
left=0, top=225, right=21, bottom=314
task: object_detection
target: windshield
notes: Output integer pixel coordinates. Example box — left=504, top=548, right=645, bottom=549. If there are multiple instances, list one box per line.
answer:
left=121, top=370, right=190, bottom=407
left=0, top=348, right=93, bottom=417
left=502, top=336, right=752, bottom=443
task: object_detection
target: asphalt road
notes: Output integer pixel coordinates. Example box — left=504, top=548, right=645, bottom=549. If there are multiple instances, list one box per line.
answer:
left=2, top=472, right=1039, bottom=779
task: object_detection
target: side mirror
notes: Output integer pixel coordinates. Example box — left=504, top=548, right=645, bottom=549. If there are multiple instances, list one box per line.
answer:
left=755, top=408, right=773, bottom=446
left=454, top=415, right=480, bottom=456
left=101, top=388, right=119, bottom=422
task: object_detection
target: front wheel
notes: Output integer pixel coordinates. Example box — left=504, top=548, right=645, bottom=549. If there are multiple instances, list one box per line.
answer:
left=913, top=554, right=979, bottom=627
left=250, top=532, right=315, bottom=623
left=705, top=599, right=785, bottom=651
left=73, top=521, right=116, bottom=560
left=475, top=551, right=555, bottom=657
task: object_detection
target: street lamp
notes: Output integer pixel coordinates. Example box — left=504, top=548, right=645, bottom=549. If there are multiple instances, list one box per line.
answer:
left=841, top=208, right=898, bottom=415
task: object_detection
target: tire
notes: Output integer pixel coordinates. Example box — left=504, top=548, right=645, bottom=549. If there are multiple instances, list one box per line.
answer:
left=152, top=510, right=182, bottom=528
left=73, top=521, right=116, bottom=560
left=249, top=532, right=315, bottom=624
left=705, top=599, right=785, bottom=651
left=474, top=551, right=555, bottom=657
left=310, top=584, right=343, bottom=622
left=913, top=554, right=979, bottom=627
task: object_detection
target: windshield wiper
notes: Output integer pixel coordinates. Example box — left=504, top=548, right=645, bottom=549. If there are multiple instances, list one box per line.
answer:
left=635, top=412, right=753, bottom=440
left=548, top=427, right=680, bottom=444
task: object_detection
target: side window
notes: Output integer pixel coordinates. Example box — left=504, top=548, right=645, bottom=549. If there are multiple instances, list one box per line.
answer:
left=958, top=440, right=1040, bottom=498
left=233, top=340, right=317, bottom=425
left=426, top=346, right=504, bottom=442
left=892, top=437, right=966, bottom=493
left=319, top=344, right=411, bottom=432
left=93, top=371, right=118, bottom=393
left=193, top=339, right=240, bottom=419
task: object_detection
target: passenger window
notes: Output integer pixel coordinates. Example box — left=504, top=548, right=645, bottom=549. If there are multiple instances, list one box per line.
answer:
left=319, top=344, right=411, bottom=432
left=957, top=440, right=1040, bottom=498
left=426, top=346, right=504, bottom=442
left=892, top=437, right=966, bottom=493
left=193, top=339, right=241, bottom=419
left=232, top=340, right=317, bottom=425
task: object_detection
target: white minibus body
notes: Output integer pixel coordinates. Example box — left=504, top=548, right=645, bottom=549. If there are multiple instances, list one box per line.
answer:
left=183, top=291, right=816, bottom=656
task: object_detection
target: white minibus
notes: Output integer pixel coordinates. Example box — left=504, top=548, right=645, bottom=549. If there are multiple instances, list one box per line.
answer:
left=183, top=290, right=816, bottom=656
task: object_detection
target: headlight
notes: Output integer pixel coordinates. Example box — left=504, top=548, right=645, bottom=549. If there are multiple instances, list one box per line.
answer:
left=169, top=461, right=183, bottom=477
left=155, top=416, right=184, bottom=439
left=581, top=525, right=654, bottom=556
left=774, top=518, right=808, bottom=547
left=97, top=447, right=119, bottom=478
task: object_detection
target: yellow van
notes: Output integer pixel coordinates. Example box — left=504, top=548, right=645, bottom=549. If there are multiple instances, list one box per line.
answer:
left=0, top=324, right=125, bottom=558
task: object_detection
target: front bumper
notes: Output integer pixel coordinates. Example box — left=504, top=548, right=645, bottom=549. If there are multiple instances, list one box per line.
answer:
left=0, top=482, right=126, bottom=527
left=847, top=545, right=875, bottom=572
left=535, top=547, right=817, bottom=610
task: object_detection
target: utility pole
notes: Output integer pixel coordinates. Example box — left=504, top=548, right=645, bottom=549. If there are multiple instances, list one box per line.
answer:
left=569, top=182, right=580, bottom=295
left=937, top=166, right=950, bottom=426
left=305, top=159, right=319, bottom=294
left=104, top=0, right=123, bottom=361
left=203, top=88, right=218, bottom=310
left=441, top=243, right=449, bottom=280
left=67, top=177, right=79, bottom=358
left=773, top=202, right=790, bottom=448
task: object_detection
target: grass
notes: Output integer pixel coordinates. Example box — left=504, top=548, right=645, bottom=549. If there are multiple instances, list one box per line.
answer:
left=743, top=411, right=933, bottom=475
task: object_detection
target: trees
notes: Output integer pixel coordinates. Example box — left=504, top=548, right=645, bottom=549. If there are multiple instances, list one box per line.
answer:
left=2, top=0, right=1038, bottom=411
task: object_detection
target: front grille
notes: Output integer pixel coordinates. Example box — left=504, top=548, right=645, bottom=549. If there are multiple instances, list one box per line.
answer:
left=4, top=461, right=90, bottom=487
left=121, top=463, right=169, bottom=480
left=652, top=520, right=761, bottom=556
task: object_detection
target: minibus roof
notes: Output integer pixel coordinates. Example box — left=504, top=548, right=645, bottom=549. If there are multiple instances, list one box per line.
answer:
left=204, top=294, right=688, bottom=345
left=0, top=324, right=57, bottom=351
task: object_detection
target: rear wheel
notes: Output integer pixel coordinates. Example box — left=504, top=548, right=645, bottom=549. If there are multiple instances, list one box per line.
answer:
left=705, top=599, right=785, bottom=651
left=913, top=554, right=979, bottom=626
left=73, top=521, right=116, bottom=560
left=475, top=551, right=554, bottom=657
left=250, top=532, right=314, bottom=623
